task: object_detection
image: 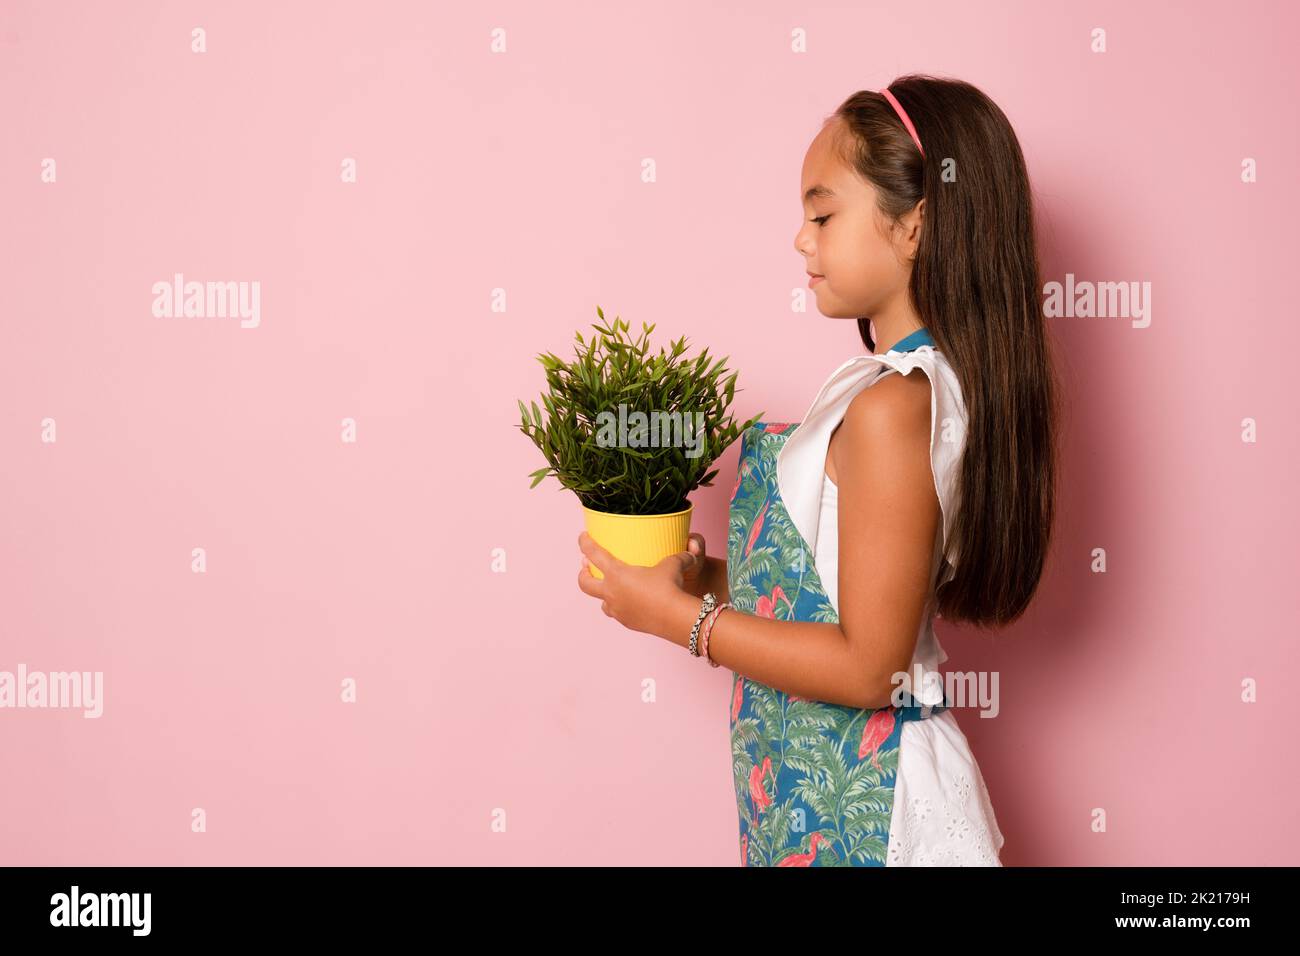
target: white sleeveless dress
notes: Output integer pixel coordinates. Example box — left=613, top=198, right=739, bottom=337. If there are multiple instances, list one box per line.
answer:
left=776, top=339, right=1005, bottom=866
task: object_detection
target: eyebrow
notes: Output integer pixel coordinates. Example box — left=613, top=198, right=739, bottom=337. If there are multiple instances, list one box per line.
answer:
left=803, top=185, right=836, bottom=202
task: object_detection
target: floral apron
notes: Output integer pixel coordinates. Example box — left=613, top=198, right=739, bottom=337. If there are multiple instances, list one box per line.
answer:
left=726, top=421, right=948, bottom=867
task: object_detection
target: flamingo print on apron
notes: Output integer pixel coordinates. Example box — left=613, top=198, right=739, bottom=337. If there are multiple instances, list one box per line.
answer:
left=726, top=421, right=946, bottom=866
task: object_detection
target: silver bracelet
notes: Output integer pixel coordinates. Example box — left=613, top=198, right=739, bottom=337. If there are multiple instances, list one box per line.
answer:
left=688, top=592, right=717, bottom=657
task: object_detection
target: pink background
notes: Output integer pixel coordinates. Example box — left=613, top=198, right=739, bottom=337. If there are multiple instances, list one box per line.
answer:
left=2, top=0, right=1297, bottom=865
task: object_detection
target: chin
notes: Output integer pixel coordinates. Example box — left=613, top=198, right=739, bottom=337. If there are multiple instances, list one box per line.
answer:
left=816, top=302, right=854, bottom=320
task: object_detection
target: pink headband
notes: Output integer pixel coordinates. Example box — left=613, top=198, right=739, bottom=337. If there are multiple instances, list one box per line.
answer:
left=880, top=87, right=924, bottom=157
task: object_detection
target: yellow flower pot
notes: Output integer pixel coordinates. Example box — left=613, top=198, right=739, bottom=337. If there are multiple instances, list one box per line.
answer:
left=581, top=503, right=693, bottom=580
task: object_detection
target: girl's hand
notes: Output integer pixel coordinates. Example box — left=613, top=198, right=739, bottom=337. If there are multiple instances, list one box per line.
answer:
left=680, top=533, right=708, bottom=598
left=577, top=531, right=697, bottom=637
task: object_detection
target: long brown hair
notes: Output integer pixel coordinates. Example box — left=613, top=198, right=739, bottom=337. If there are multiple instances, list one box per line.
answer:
left=830, top=74, right=1060, bottom=628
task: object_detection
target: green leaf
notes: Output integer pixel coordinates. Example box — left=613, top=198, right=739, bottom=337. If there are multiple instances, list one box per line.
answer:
left=513, top=311, right=759, bottom=513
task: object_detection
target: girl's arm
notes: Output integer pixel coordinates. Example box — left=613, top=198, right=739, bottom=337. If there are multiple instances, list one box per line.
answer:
left=658, top=589, right=885, bottom=708
left=657, top=374, right=937, bottom=711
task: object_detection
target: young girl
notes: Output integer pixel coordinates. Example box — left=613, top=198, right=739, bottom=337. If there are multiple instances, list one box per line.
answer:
left=577, top=75, right=1058, bottom=866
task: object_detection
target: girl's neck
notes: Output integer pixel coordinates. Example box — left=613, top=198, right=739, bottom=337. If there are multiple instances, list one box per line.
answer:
left=870, top=317, right=926, bottom=354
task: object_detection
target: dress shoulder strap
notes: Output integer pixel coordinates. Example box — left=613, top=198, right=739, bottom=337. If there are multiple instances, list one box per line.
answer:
left=776, top=347, right=968, bottom=587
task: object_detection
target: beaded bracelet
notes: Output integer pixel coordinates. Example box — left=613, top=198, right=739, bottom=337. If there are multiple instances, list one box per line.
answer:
left=699, top=602, right=731, bottom=668
left=688, top=592, right=717, bottom=658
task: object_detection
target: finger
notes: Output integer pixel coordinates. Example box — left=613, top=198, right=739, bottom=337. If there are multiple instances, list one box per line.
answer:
left=687, top=532, right=706, bottom=558
left=577, top=561, right=606, bottom=599
left=659, top=550, right=698, bottom=574
left=577, top=530, right=617, bottom=575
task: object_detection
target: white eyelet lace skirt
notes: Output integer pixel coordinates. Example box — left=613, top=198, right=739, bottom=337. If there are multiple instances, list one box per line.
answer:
left=886, top=708, right=1006, bottom=866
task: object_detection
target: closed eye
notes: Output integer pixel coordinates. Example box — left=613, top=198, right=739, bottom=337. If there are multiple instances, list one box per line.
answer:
left=812, top=215, right=831, bottom=227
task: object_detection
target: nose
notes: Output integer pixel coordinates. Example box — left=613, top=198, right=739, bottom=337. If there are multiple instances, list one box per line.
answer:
left=794, top=224, right=812, bottom=258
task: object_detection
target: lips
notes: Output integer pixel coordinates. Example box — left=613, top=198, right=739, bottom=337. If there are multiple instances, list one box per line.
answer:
left=808, top=274, right=825, bottom=287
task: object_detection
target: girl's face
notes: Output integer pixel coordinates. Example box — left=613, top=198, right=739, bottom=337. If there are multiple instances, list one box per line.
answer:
left=794, top=119, right=924, bottom=320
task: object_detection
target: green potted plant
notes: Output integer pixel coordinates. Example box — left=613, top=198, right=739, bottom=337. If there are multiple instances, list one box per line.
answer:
left=516, top=307, right=761, bottom=579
